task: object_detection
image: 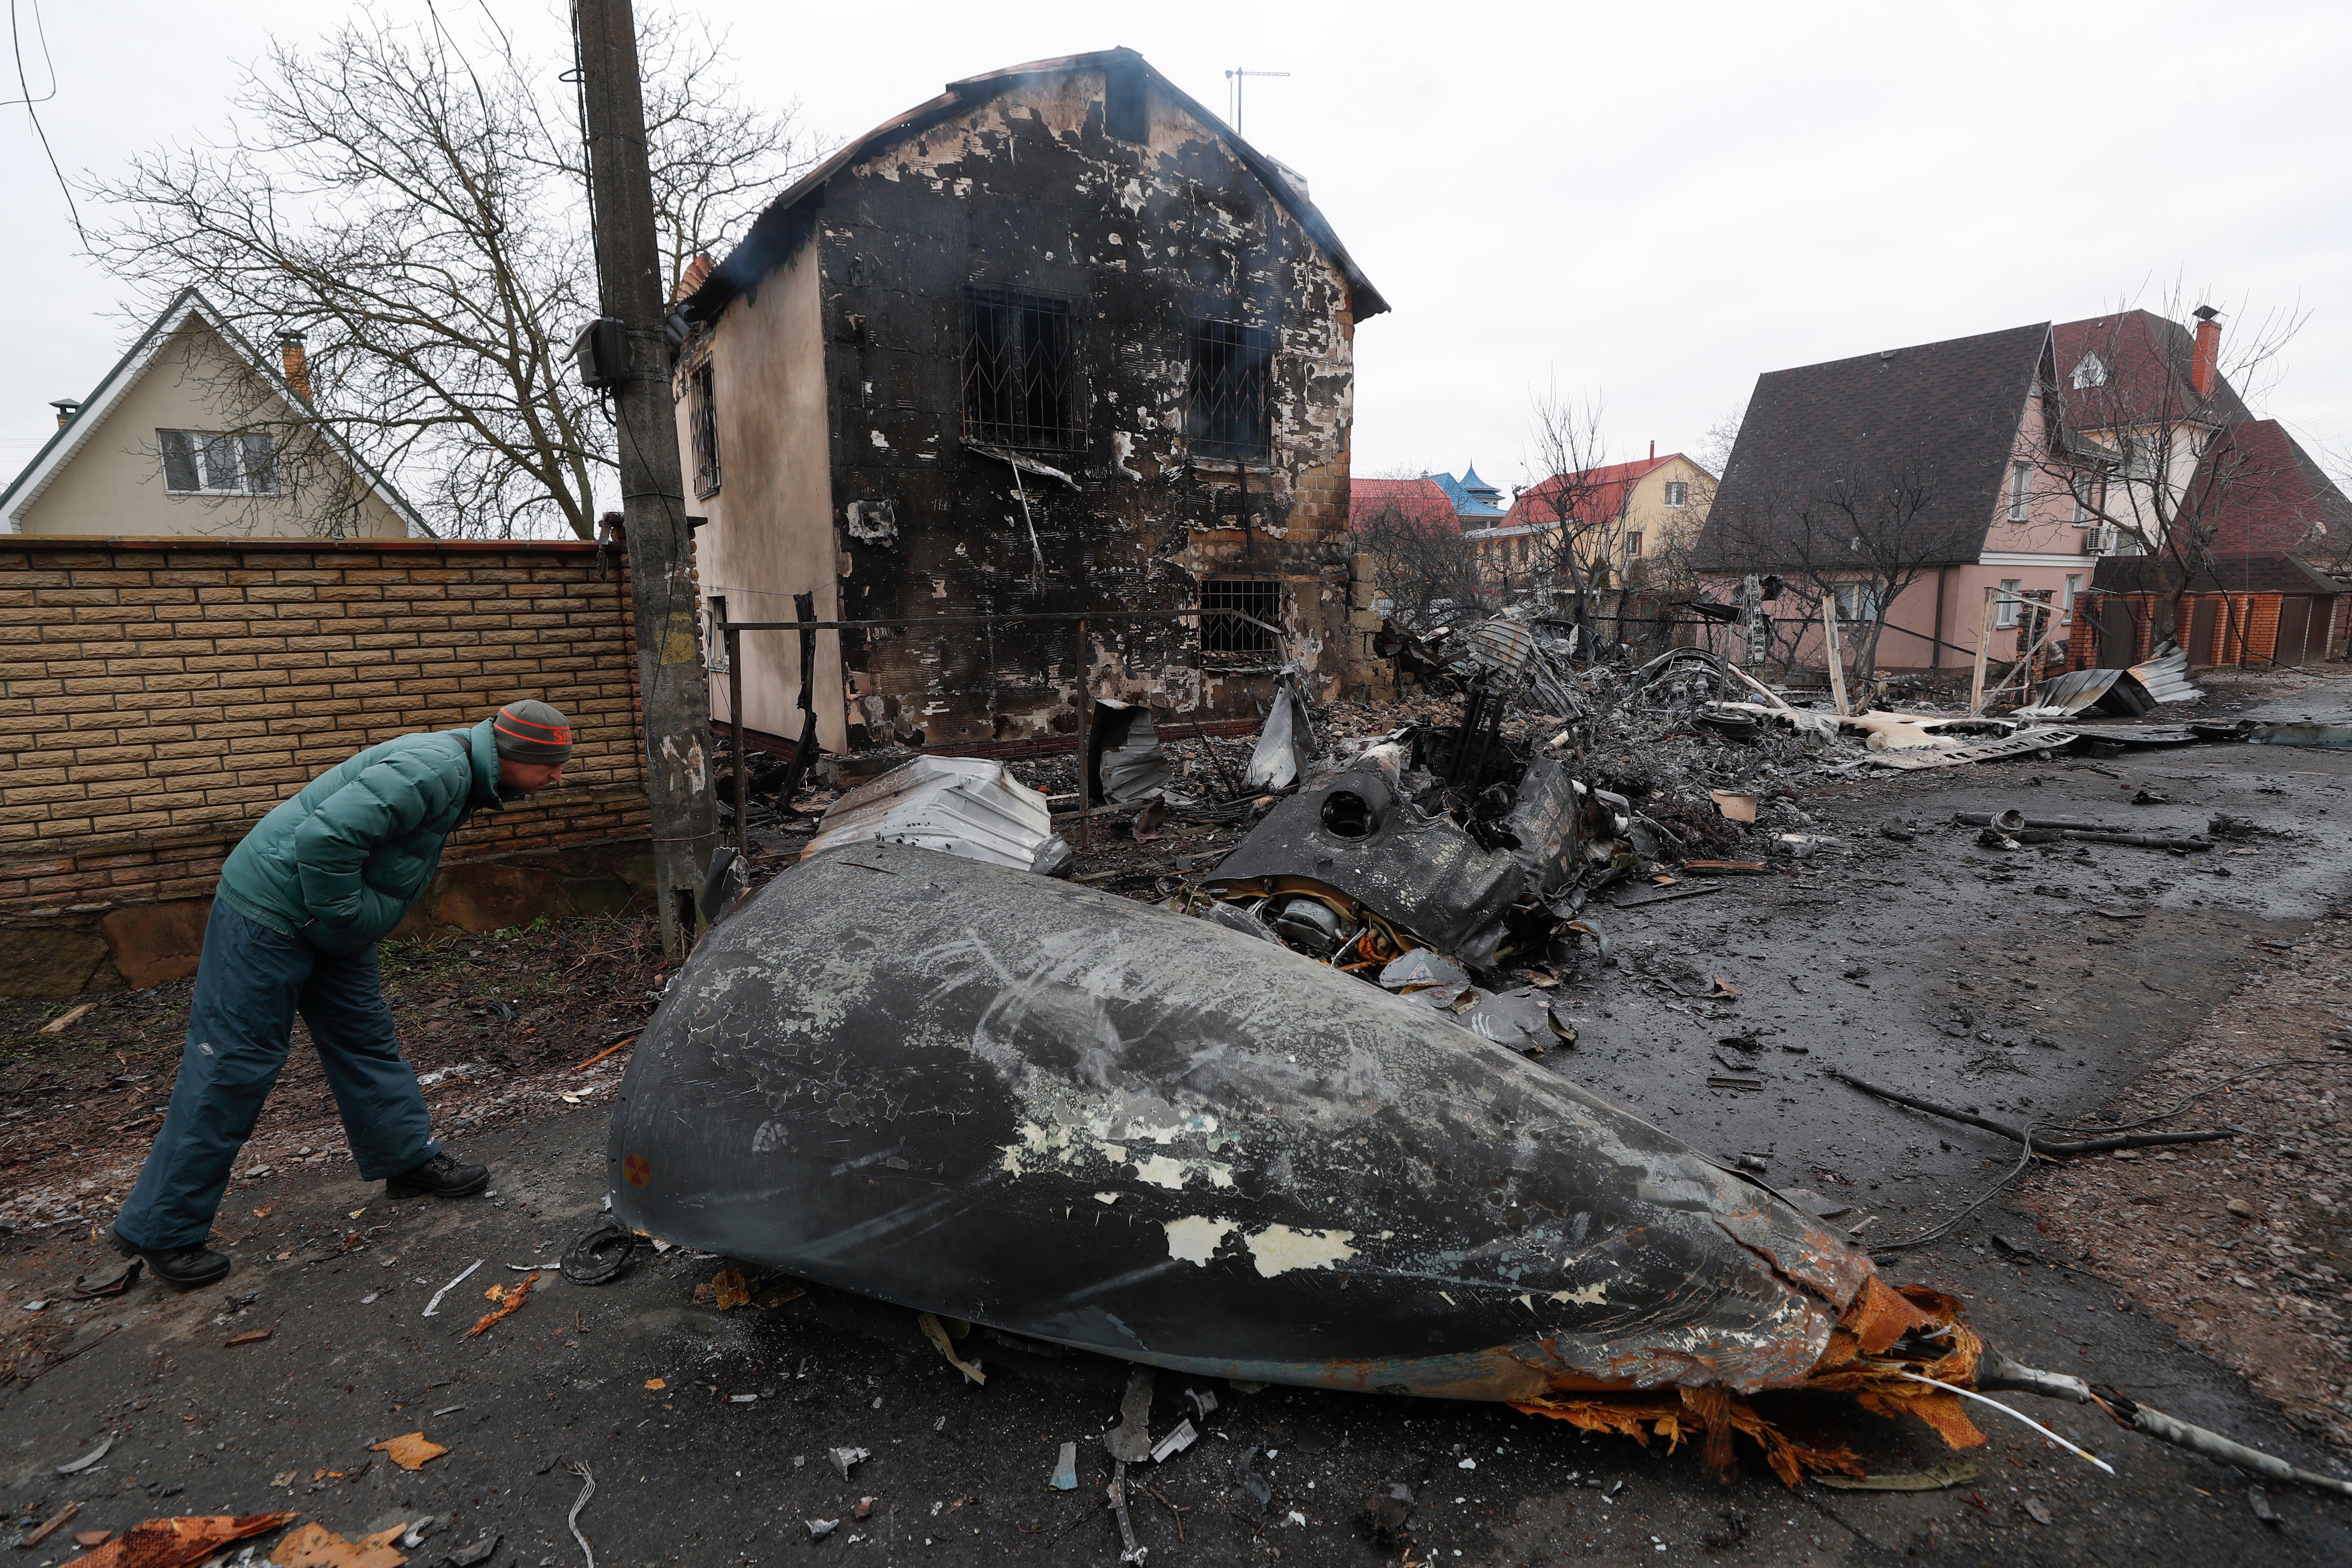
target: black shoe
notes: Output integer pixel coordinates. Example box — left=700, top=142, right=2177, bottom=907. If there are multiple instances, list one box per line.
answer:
left=109, top=1227, right=231, bottom=1289
left=385, top=1151, right=490, bottom=1200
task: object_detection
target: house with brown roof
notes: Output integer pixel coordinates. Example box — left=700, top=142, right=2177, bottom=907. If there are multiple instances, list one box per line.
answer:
left=669, top=48, right=1386, bottom=753
left=1690, top=305, right=2344, bottom=674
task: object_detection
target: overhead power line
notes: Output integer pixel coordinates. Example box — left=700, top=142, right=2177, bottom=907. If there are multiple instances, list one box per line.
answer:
left=8, top=0, right=84, bottom=245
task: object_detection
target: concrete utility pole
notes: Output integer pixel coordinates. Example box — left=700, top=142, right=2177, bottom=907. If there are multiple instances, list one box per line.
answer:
left=575, top=0, right=716, bottom=959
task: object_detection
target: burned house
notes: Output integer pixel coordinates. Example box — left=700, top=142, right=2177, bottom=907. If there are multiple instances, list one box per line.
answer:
left=670, top=49, right=1387, bottom=754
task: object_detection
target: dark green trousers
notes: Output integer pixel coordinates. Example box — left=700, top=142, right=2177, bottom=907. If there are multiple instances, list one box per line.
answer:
left=115, top=899, right=438, bottom=1251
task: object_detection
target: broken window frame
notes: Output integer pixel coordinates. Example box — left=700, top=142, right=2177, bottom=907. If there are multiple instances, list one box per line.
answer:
left=705, top=595, right=730, bottom=673
left=1186, top=318, right=1274, bottom=466
left=159, top=429, right=277, bottom=496
left=1199, top=577, right=1283, bottom=657
left=1103, top=55, right=1148, bottom=142
left=689, top=362, right=721, bottom=498
left=1833, top=580, right=1883, bottom=623
left=962, top=286, right=1084, bottom=454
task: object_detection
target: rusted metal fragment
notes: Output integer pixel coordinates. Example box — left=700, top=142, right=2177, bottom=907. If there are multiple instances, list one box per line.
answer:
left=610, top=842, right=1884, bottom=1398
left=1518, top=1280, right=1986, bottom=1486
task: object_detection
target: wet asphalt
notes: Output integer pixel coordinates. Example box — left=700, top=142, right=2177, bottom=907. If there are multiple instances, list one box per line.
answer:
left=6, top=688, right=2352, bottom=1566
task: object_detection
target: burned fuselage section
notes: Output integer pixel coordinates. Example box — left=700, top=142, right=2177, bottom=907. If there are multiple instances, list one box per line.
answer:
left=1185, top=697, right=1637, bottom=978
left=609, top=843, right=1876, bottom=1399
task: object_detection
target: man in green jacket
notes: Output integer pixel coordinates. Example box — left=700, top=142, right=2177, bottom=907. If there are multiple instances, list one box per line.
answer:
left=111, top=701, right=575, bottom=1288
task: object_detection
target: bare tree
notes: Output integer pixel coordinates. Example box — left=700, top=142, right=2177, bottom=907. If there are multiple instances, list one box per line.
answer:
left=2027, top=291, right=2303, bottom=638
left=87, top=7, right=820, bottom=539
left=1692, top=404, right=1744, bottom=478
left=1708, top=445, right=1964, bottom=677
left=1351, top=472, right=1484, bottom=632
left=1519, top=389, right=1626, bottom=650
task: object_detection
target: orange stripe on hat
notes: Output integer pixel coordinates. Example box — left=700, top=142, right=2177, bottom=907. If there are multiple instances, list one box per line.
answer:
left=495, top=714, right=572, bottom=744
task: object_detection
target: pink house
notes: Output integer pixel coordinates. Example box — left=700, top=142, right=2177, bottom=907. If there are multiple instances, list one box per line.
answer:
left=1694, top=311, right=2255, bottom=672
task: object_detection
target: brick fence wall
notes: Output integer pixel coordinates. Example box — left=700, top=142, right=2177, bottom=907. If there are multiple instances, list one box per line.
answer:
left=0, top=536, right=652, bottom=995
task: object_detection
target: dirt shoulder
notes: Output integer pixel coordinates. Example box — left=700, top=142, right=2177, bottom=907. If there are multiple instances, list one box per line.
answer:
left=0, top=914, right=667, bottom=1247
left=2023, top=908, right=2352, bottom=1454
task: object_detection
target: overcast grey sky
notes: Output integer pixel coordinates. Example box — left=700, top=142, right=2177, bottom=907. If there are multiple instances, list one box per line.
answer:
left=7, top=0, right=2349, bottom=497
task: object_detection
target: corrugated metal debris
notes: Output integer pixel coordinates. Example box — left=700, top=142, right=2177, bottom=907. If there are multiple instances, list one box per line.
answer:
left=2128, top=640, right=2202, bottom=705
left=2015, top=665, right=2156, bottom=721
left=1087, top=701, right=1173, bottom=805
left=803, top=755, right=1070, bottom=874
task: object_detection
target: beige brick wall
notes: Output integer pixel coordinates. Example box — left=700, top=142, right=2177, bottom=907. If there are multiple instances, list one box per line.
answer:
left=0, top=537, right=648, bottom=919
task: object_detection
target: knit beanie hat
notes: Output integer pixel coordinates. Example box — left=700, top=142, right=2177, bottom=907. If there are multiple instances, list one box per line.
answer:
left=492, top=700, right=573, bottom=765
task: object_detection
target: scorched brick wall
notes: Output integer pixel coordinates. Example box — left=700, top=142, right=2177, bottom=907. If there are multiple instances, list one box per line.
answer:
left=0, top=537, right=648, bottom=926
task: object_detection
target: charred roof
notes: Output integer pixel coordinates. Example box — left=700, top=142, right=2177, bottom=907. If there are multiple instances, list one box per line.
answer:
left=680, top=48, right=1389, bottom=329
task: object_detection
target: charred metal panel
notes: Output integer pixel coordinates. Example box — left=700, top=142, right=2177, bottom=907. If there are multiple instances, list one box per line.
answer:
left=1204, top=761, right=1528, bottom=968
left=608, top=843, right=1876, bottom=1398
left=806, top=66, right=1358, bottom=747
left=1504, top=756, right=1584, bottom=903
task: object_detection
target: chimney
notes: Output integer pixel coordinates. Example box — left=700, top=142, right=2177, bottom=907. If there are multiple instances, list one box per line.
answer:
left=2190, top=305, right=2220, bottom=400
left=279, top=333, right=312, bottom=403
left=1648, top=439, right=1655, bottom=461
left=49, top=399, right=80, bottom=429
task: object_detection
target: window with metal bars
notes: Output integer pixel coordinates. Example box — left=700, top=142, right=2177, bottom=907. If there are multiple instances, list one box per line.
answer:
left=1187, top=319, right=1272, bottom=463
left=1199, top=577, right=1282, bottom=654
left=689, top=363, right=720, bottom=497
left=962, top=287, right=1081, bottom=451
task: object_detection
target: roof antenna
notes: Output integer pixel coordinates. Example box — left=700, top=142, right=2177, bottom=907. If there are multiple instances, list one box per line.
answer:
left=1223, top=68, right=1290, bottom=135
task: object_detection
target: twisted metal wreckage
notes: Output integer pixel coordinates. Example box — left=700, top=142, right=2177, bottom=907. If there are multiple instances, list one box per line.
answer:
left=593, top=629, right=2351, bottom=1497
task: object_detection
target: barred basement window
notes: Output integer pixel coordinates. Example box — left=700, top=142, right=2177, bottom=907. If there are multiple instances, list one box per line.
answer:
left=1187, top=319, right=1272, bottom=463
left=963, top=287, right=1081, bottom=451
left=1199, top=577, right=1282, bottom=654
left=689, top=363, right=721, bottom=497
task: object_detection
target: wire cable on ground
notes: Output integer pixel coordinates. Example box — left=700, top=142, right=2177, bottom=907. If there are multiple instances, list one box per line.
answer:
left=1877, top=1368, right=2114, bottom=1474
left=2039, top=1055, right=2346, bottom=1137
left=564, top=1458, right=596, bottom=1568
left=1867, top=1122, right=2039, bottom=1256
left=1856, top=1054, right=2346, bottom=1258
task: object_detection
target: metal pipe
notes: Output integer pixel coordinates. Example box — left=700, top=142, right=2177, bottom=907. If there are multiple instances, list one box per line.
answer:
left=710, top=607, right=1284, bottom=641
left=772, top=592, right=821, bottom=810
left=1076, top=616, right=1090, bottom=855
left=727, top=624, right=747, bottom=863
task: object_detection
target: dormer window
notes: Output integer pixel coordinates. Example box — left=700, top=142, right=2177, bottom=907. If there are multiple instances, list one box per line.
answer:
left=160, top=429, right=278, bottom=496
left=2070, top=352, right=2108, bottom=390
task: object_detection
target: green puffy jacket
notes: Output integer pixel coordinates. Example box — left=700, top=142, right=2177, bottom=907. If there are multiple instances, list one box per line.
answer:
left=216, top=718, right=508, bottom=954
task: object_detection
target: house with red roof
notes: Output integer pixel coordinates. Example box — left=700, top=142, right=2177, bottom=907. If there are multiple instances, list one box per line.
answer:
left=1470, top=449, right=1714, bottom=596
left=1347, top=475, right=1459, bottom=538
left=2073, top=416, right=2352, bottom=667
